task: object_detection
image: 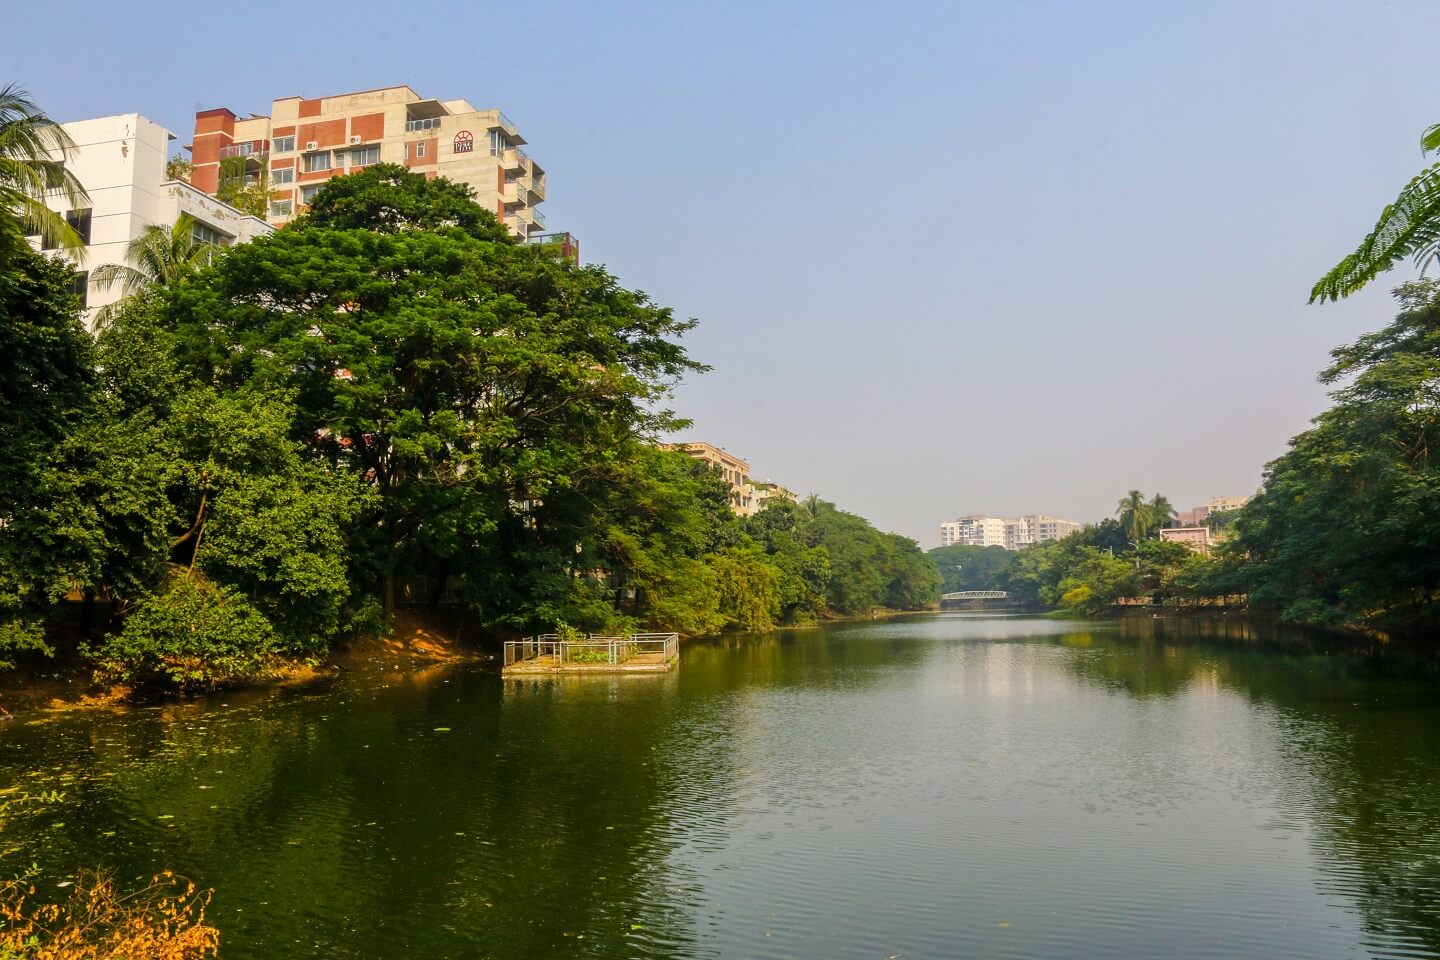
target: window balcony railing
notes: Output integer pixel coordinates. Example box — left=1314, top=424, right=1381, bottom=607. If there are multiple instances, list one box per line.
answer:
left=404, top=117, right=443, bottom=133
left=495, top=112, right=518, bottom=135
left=531, top=209, right=546, bottom=228
left=219, top=141, right=269, bottom=160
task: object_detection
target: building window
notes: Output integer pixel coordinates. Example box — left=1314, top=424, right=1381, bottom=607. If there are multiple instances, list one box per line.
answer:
left=270, top=167, right=294, bottom=185
left=273, top=136, right=296, bottom=153
left=453, top=130, right=474, bottom=154
left=69, top=269, right=88, bottom=309
left=300, top=184, right=324, bottom=204
left=270, top=200, right=293, bottom=218
left=304, top=152, right=332, bottom=173
left=416, top=142, right=425, bottom=159
left=44, top=208, right=92, bottom=250
left=490, top=130, right=508, bottom=156
left=191, top=222, right=232, bottom=246
left=351, top=145, right=380, bottom=167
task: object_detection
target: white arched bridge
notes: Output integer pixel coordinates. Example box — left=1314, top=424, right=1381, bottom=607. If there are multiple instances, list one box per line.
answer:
left=941, top=590, right=1009, bottom=601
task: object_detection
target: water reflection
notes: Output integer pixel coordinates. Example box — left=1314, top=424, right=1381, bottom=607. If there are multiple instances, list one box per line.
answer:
left=1, top=614, right=1438, bottom=959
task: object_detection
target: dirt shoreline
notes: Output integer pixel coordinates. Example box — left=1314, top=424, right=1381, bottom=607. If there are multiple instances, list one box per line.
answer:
left=0, top=607, right=946, bottom=716
left=0, top=609, right=494, bottom=717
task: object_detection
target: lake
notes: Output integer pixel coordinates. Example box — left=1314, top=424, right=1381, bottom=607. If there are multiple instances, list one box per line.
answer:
left=3, top=613, right=1440, bottom=959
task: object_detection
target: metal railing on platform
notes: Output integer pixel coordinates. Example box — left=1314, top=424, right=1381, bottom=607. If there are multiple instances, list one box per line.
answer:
left=504, top=632, right=679, bottom=667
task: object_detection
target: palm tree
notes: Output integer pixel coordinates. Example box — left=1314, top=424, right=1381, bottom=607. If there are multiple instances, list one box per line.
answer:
left=91, top=214, right=216, bottom=324
left=0, top=83, right=90, bottom=256
left=1148, top=494, right=1177, bottom=533
left=1116, top=490, right=1153, bottom=544
left=1312, top=123, right=1440, bottom=302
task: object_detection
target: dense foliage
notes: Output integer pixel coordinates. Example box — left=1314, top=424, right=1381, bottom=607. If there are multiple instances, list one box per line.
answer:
left=1219, top=281, right=1440, bottom=632
left=0, top=163, right=938, bottom=688
left=927, top=544, right=1017, bottom=594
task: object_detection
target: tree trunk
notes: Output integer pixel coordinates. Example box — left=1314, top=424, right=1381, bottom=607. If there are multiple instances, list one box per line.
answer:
left=383, top=572, right=397, bottom=613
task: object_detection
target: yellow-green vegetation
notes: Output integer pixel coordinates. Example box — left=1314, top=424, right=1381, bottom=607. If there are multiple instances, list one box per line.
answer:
left=0, top=870, right=218, bottom=960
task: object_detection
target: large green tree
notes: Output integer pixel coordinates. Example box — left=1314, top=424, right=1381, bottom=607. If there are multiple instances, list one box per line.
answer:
left=0, top=238, right=95, bottom=661
left=152, top=165, right=702, bottom=616
left=1227, top=280, right=1440, bottom=631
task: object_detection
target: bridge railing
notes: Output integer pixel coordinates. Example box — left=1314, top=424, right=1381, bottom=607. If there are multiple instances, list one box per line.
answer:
left=941, top=590, right=1009, bottom=601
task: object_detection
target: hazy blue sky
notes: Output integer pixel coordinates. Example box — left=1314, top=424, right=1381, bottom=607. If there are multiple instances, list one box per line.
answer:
left=5, top=1, right=1436, bottom=545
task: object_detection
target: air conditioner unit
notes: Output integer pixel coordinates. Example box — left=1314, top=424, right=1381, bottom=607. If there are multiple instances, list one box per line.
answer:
left=349, top=135, right=362, bottom=144
left=305, top=141, right=318, bottom=151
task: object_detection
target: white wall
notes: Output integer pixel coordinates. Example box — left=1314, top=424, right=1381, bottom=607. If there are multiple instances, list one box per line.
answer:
left=32, top=113, right=271, bottom=329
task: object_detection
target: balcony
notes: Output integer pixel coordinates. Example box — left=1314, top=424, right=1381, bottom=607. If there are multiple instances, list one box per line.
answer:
left=525, top=231, right=579, bottom=264
left=504, top=181, right=530, bottom=206
left=219, top=140, right=269, bottom=160
left=505, top=215, right=531, bottom=237
left=404, top=116, right=443, bottom=133
left=494, top=111, right=518, bottom=137
left=526, top=173, right=545, bottom=201
left=499, top=146, right=530, bottom=172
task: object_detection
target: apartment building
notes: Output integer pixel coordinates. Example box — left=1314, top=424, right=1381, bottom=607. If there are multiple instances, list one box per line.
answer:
left=665, top=443, right=755, bottom=516
left=940, top=516, right=1009, bottom=548
left=662, top=443, right=804, bottom=518
left=30, top=113, right=271, bottom=329
left=187, top=85, right=547, bottom=239
left=752, top=480, right=798, bottom=512
left=940, top=514, right=1082, bottom=550
left=1006, top=514, right=1083, bottom=548
left=1160, top=526, right=1213, bottom=555
left=1177, top=495, right=1253, bottom=526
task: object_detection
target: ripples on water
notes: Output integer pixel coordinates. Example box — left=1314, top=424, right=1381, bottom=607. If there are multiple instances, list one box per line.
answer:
left=3, top=613, right=1440, bottom=959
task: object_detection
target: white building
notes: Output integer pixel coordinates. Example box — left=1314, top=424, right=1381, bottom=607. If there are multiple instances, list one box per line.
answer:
left=941, top=514, right=1082, bottom=550
left=1207, top=495, right=1251, bottom=514
left=31, top=114, right=271, bottom=328
left=940, top=515, right=1009, bottom=548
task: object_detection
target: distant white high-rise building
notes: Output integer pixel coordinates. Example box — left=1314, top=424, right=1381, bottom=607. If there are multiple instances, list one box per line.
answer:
left=940, top=514, right=1081, bottom=550
left=939, top=516, right=1008, bottom=548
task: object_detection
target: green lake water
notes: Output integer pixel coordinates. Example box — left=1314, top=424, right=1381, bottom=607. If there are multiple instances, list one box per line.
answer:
left=4, top=613, right=1440, bottom=959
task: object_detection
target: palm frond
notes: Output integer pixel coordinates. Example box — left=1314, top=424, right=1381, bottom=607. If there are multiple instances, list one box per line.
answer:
left=1310, top=161, right=1440, bottom=303
left=90, top=261, right=150, bottom=297
left=89, top=214, right=216, bottom=324
left=1423, top=123, right=1440, bottom=155
left=0, top=83, right=90, bottom=254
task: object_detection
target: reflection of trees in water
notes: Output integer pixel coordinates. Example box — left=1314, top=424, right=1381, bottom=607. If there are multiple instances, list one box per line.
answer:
left=3, top=668, right=717, bottom=958
left=1055, top=616, right=1440, bottom=955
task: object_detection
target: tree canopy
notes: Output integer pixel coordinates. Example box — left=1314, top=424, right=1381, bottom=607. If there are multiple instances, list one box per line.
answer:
left=0, top=162, right=939, bottom=687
